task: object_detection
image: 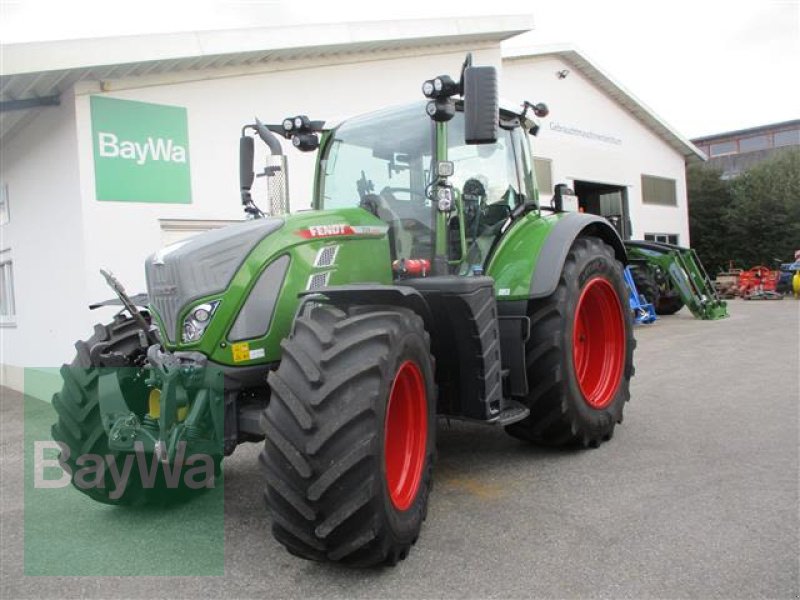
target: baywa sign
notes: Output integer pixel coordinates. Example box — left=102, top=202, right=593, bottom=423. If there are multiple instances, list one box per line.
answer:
left=91, top=96, right=192, bottom=203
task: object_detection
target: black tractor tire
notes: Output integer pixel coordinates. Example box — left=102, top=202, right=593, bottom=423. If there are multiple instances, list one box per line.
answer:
left=262, top=305, right=436, bottom=567
left=630, top=265, right=659, bottom=307
left=506, top=236, right=635, bottom=447
left=655, top=293, right=684, bottom=315
left=51, top=316, right=218, bottom=505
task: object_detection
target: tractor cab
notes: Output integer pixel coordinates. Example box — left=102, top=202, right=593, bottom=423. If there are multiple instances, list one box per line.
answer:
left=316, top=101, right=536, bottom=273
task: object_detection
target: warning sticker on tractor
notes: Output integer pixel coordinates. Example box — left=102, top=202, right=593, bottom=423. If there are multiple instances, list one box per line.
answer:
left=232, top=343, right=265, bottom=362
left=232, top=342, right=251, bottom=362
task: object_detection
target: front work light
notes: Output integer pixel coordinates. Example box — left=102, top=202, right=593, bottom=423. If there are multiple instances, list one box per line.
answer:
left=436, top=161, right=454, bottom=178
left=436, top=186, right=453, bottom=212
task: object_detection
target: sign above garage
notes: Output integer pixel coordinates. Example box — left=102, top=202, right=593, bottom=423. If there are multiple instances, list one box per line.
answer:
left=90, top=96, right=192, bottom=203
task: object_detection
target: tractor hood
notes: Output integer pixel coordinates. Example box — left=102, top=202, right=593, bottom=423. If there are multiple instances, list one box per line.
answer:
left=145, top=218, right=284, bottom=343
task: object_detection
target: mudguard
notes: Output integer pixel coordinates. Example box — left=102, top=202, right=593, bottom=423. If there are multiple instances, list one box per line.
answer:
left=487, top=211, right=626, bottom=301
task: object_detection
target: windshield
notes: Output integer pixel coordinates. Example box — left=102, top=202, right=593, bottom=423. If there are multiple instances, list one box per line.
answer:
left=320, top=103, right=431, bottom=209
left=319, top=103, right=434, bottom=260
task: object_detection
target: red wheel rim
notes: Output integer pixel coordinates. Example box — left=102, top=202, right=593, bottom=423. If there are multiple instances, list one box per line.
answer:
left=384, top=360, right=427, bottom=511
left=572, top=277, right=626, bottom=409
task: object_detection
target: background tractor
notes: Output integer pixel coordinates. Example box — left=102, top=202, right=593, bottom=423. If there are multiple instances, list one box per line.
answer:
left=626, top=240, right=728, bottom=320
left=51, top=55, right=635, bottom=567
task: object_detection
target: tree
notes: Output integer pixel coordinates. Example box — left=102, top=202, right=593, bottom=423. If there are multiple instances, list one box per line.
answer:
left=726, top=149, right=800, bottom=268
left=687, top=164, right=733, bottom=274
left=688, top=148, right=800, bottom=274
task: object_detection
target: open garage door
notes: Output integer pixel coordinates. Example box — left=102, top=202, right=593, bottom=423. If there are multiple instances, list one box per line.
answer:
left=573, top=180, right=631, bottom=240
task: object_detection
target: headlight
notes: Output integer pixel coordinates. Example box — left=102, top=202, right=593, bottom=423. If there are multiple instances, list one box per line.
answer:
left=182, top=300, right=220, bottom=343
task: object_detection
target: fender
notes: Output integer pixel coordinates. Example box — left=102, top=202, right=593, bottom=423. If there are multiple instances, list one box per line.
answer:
left=298, top=284, right=435, bottom=335
left=486, top=211, right=626, bottom=301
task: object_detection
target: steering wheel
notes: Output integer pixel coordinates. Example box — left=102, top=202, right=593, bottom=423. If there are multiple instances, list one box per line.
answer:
left=360, top=193, right=401, bottom=224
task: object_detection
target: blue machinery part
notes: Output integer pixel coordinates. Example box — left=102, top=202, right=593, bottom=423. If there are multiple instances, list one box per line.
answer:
left=624, top=266, right=657, bottom=325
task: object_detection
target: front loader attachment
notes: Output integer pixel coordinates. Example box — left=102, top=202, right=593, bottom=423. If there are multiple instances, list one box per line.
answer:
left=625, top=240, right=729, bottom=320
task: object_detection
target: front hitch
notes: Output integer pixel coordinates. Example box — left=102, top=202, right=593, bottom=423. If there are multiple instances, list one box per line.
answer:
left=98, top=345, right=224, bottom=462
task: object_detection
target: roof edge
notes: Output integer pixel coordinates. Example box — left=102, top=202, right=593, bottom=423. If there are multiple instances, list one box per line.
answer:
left=1, top=15, right=534, bottom=77
left=691, top=119, right=800, bottom=143
left=502, top=44, right=706, bottom=163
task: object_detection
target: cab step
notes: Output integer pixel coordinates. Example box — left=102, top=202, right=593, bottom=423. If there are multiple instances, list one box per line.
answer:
left=488, top=399, right=530, bottom=426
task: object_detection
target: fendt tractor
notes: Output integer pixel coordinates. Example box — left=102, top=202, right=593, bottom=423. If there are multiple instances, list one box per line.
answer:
left=52, top=55, right=635, bottom=567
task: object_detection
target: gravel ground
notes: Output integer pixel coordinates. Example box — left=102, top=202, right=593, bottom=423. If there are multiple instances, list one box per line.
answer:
left=1, top=298, right=798, bottom=599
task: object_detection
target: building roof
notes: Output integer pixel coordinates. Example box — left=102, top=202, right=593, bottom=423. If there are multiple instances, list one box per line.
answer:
left=0, top=15, right=533, bottom=142
left=502, top=44, right=706, bottom=163
left=691, top=119, right=800, bottom=144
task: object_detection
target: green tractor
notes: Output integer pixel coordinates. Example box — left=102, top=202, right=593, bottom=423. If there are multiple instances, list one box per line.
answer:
left=51, top=55, right=635, bottom=566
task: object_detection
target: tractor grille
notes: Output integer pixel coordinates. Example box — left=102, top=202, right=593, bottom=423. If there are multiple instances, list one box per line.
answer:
left=146, top=218, right=284, bottom=342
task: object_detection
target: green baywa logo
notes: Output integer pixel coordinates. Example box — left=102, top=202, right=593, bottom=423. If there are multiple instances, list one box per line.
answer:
left=98, top=132, right=187, bottom=165
left=34, top=440, right=215, bottom=500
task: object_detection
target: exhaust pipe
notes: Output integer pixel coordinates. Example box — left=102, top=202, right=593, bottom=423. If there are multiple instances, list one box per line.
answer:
left=239, top=119, right=290, bottom=218
left=266, top=154, right=289, bottom=216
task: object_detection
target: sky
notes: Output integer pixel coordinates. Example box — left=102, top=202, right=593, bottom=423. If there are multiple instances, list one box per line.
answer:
left=1, top=0, right=798, bottom=138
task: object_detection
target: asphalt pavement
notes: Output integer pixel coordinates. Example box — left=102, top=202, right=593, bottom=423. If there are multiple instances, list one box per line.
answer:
left=1, top=298, right=798, bottom=599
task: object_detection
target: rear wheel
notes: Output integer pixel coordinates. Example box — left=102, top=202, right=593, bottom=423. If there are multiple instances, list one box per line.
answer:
left=262, top=305, right=435, bottom=566
left=506, top=236, right=635, bottom=447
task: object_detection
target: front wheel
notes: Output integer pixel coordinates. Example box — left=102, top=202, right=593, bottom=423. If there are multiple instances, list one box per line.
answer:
left=506, top=236, right=635, bottom=447
left=261, top=305, right=435, bottom=567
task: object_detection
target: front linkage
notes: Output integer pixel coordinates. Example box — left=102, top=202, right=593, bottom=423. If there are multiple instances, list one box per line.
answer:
left=99, top=348, right=224, bottom=462
left=96, top=272, right=224, bottom=467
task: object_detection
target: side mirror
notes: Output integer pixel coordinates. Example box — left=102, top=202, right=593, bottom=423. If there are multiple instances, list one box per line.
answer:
left=239, top=135, right=255, bottom=204
left=463, top=66, right=498, bottom=145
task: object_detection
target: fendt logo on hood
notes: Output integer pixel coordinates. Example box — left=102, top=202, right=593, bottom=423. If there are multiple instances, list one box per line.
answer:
left=300, top=224, right=354, bottom=238
left=91, top=96, right=192, bottom=204
left=297, top=224, right=389, bottom=239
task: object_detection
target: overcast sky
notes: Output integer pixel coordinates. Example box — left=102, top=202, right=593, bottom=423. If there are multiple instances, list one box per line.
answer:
left=1, top=0, right=797, bottom=138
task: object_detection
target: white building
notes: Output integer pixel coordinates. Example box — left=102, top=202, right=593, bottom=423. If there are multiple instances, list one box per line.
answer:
left=0, top=17, right=702, bottom=392
left=502, top=45, right=703, bottom=245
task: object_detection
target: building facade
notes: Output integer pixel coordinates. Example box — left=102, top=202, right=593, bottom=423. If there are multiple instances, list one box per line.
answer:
left=691, top=120, right=800, bottom=178
left=0, top=21, right=701, bottom=391
left=502, top=47, right=703, bottom=246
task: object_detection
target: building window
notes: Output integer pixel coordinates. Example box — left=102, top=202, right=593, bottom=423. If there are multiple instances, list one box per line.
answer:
left=0, top=251, right=16, bottom=325
left=533, top=158, right=553, bottom=196
left=709, top=141, right=737, bottom=157
left=738, top=135, right=769, bottom=153
left=0, top=184, right=9, bottom=226
left=774, top=129, right=800, bottom=148
left=641, top=175, right=677, bottom=206
left=644, top=233, right=679, bottom=245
